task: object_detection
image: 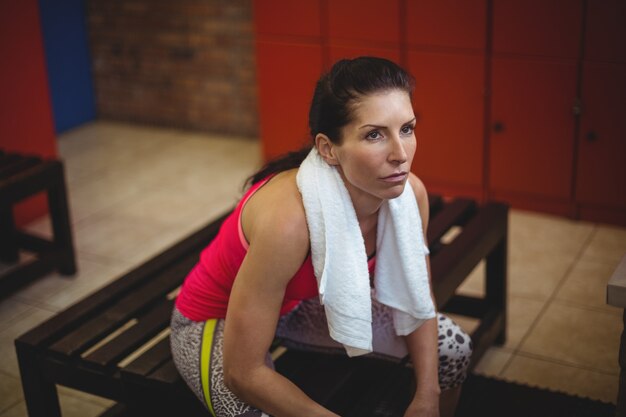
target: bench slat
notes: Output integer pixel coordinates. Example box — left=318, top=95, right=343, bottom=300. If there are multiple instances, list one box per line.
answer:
left=122, top=337, right=172, bottom=381
left=83, top=299, right=175, bottom=369
left=0, top=153, right=22, bottom=170
left=148, top=359, right=182, bottom=385
left=0, top=155, right=41, bottom=179
left=49, top=256, right=196, bottom=358
left=17, top=212, right=228, bottom=349
left=0, top=160, right=62, bottom=202
left=427, top=198, right=476, bottom=250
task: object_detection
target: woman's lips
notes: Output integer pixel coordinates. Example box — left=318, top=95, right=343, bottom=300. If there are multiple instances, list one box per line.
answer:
left=380, top=172, right=407, bottom=183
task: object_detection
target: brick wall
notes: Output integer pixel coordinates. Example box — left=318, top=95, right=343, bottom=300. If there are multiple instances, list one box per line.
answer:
left=87, top=0, right=257, bottom=137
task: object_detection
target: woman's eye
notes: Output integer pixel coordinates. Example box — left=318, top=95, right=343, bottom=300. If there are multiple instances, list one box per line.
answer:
left=366, top=131, right=382, bottom=140
left=401, top=125, right=414, bottom=135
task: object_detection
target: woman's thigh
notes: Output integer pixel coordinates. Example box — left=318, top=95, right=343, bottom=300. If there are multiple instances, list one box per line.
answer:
left=170, top=308, right=271, bottom=417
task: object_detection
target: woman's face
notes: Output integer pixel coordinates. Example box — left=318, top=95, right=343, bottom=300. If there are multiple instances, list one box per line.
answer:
left=331, top=89, right=416, bottom=204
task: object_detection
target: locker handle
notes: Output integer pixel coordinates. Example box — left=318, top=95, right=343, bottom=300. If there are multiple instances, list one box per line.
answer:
left=493, top=122, right=505, bottom=133
left=586, top=131, right=598, bottom=142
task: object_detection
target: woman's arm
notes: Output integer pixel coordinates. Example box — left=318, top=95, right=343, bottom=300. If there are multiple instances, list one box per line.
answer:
left=223, top=174, right=339, bottom=417
left=403, top=174, right=440, bottom=417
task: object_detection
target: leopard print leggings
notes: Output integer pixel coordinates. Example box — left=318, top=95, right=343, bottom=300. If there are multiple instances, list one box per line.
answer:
left=170, top=298, right=472, bottom=417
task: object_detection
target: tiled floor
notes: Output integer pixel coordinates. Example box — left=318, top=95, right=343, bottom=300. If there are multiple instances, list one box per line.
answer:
left=0, top=121, right=624, bottom=415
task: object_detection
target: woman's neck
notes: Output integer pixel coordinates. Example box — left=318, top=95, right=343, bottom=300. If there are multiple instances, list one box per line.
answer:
left=337, top=169, right=383, bottom=223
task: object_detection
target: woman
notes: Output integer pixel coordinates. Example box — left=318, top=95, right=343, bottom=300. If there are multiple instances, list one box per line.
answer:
left=171, top=57, right=472, bottom=417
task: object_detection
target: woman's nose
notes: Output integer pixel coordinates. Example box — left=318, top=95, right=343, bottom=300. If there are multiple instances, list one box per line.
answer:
left=388, top=136, right=407, bottom=164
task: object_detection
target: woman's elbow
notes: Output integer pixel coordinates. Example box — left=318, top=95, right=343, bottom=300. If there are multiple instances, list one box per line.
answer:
left=223, top=363, right=246, bottom=396
left=224, top=361, right=265, bottom=402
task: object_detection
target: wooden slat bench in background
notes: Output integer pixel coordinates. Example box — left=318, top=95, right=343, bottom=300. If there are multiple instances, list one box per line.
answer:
left=0, top=149, right=76, bottom=298
left=15, top=196, right=508, bottom=417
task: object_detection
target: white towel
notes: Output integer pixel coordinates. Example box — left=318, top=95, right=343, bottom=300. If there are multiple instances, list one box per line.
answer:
left=296, top=148, right=436, bottom=357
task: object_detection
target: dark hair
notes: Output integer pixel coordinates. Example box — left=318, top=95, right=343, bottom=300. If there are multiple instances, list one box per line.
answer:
left=247, top=56, right=415, bottom=186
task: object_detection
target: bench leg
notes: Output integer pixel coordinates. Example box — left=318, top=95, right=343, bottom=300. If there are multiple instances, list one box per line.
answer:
left=16, top=344, right=62, bottom=417
left=0, top=204, right=19, bottom=263
left=48, top=165, right=76, bottom=276
left=486, top=236, right=507, bottom=345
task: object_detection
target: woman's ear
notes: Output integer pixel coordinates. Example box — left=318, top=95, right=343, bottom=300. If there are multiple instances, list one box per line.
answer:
left=315, top=134, right=339, bottom=166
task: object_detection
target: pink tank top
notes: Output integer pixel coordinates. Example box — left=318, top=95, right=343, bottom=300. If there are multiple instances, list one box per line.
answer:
left=175, top=176, right=376, bottom=321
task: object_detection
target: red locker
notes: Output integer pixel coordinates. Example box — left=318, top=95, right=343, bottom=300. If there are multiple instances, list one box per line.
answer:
left=1, top=0, right=57, bottom=225
left=407, top=51, right=485, bottom=194
left=405, top=0, right=486, bottom=50
left=575, top=62, right=626, bottom=209
left=489, top=57, right=577, bottom=200
left=327, top=0, right=400, bottom=44
left=253, top=0, right=321, bottom=38
left=492, top=0, right=582, bottom=59
left=585, top=0, right=626, bottom=63
left=328, top=45, right=401, bottom=68
left=256, top=41, right=323, bottom=160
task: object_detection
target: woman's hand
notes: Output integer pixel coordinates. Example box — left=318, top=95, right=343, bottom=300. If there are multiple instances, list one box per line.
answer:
left=403, top=391, right=440, bottom=417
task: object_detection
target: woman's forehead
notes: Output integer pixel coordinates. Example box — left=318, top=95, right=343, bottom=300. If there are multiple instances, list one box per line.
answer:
left=350, top=90, right=414, bottom=125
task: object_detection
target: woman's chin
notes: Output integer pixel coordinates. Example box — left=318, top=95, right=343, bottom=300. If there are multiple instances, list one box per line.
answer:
left=380, top=183, right=407, bottom=200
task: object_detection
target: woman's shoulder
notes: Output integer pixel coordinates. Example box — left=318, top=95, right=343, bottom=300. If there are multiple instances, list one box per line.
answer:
left=408, top=172, right=428, bottom=203
left=408, top=173, right=430, bottom=227
left=243, top=169, right=309, bottom=248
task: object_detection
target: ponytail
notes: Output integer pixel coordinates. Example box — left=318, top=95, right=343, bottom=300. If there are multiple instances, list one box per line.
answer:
left=245, top=145, right=311, bottom=187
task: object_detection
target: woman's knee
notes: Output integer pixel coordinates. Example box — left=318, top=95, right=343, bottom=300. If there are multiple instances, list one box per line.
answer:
left=436, top=314, right=472, bottom=390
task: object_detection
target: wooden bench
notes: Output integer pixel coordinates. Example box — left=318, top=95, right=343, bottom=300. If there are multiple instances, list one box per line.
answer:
left=0, top=149, right=76, bottom=298
left=15, top=195, right=508, bottom=417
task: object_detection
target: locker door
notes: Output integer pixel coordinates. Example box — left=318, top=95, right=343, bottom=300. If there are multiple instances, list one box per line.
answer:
left=576, top=62, right=626, bottom=209
left=492, top=0, right=582, bottom=59
left=489, top=57, right=577, bottom=200
left=253, top=0, right=321, bottom=37
left=328, top=46, right=401, bottom=67
left=256, top=41, right=323, bottom=160
left=405, top=0, right=486, bottom=50
left=407, top=51, right=485, bottom=195
left=584, top=0, right=626, bottom=63
left=327, top=0, right=400, bottom=44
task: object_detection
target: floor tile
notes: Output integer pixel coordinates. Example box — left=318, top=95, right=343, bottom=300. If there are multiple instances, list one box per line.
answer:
left=504, top=295, right=546, bottom=350
left=556, top=257, right=625, bottom=314
left=583, top=225, right=626, bottom=264
left=107, top=181, right=236, bottom=230
left=455, top=273, right=546, bottom=349
left=472, top=346, right=513, bottom=377
left=508, top=252, right=574, bottom=300
left=518, top=301, right=621, bottom=374
left=10, top=254, right=133, bottom=312
left=509, top=210, right=594, bottom=258
left=58, top=386, right=116, bottom=409
left=0, top=307, right=57, bottom=377
left=0, top=372, right=23, bottom=414
left=58, top=122, right=180, bottom=186
left=1, top=401, right=31, bottom=417
left=55, top=393, right=110, bottom=417
left=71, top=209, right=177, bottom=264
left=0, top=300, right=34, bottom=333
left=0, top=393, right=109, bottom=417
left=502, top=354, right=619, bottom=403
left=455, top=260, right=485, bottom=298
